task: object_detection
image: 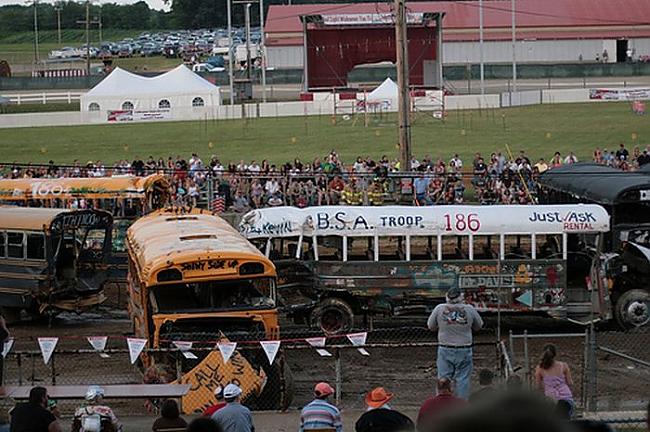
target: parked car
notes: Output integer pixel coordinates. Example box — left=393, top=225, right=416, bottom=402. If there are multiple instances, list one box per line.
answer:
left=192, top=63, right=225, bottom=73
left=118, top=44, right=133, bottom=58
left=48, top=47, right=82, bottom=59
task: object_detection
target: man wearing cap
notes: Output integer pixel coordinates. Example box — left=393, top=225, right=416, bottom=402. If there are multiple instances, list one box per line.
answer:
left=416, top=377, right=466, bottom=431
left=73, top=385, right=122, bottom=432
left=211, top=384, right=254, bottom=432
left=202, top=386, right=226, bottom=417
left=427, top=287, right=483, bottom=400
left=300, top=382, right=342, bottom=432
left=355, top=387, right=414, bottom=432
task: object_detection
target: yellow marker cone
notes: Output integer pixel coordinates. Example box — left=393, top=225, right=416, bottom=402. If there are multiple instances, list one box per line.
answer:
left=545, top=132, right=552, bottom=139
left=208, top=142, right=214, bottom=149
left=291, top=137, right=297, bottom=144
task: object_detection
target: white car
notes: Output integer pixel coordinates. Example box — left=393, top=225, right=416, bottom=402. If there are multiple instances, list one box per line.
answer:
left=192, top=63, right=225, bottom=73
left=48, top=47, right=82, bottom=59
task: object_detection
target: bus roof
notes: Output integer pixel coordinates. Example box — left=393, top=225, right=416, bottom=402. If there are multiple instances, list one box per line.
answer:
left=127, top=208, right=275, bottom=286
left=0, top=174, right=170, bottom=201
left=0, top=206, right=112, bottom=231
left=239, top=204, right=610, bottom=238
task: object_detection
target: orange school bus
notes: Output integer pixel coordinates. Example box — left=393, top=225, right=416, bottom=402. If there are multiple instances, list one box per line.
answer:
left=125, top=208, right=293, bottom=413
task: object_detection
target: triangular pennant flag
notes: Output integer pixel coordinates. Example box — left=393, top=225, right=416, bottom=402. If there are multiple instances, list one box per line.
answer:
left=37, top=337, right=58, bottom=365
left=217, top=342, right=237, bottom=363
left=173, top=341, right=198, bottom=360
left=87, top=336, right=110, bottom=358
left=306, top=336, right=332, bottom=357
left=346, top=332, right=370, bottom=356
left=260, top=340, right=281, bottom=364
left=2, top=338, right=14, bottom=358
left=126, top=337, right=147, bottom=364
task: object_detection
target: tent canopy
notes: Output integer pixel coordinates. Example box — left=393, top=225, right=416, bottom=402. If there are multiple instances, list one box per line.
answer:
left=367, top=77, right=399, bottom=101
left=80, top=65, right=221, bottom=112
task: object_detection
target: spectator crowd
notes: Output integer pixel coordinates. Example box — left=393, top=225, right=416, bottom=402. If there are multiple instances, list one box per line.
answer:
left=1, top=141, right=647, bottom=212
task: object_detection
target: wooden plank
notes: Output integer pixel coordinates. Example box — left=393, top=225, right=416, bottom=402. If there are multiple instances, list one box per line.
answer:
left=4, top=384, right=191, bottom=400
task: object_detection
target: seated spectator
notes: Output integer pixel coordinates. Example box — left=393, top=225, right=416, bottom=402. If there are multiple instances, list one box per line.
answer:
left=10, top=386, right=63, bottom=432
left=470, top=369, right=496, bottom=402
left=534, top=158, right=548, bottom=174
left=203, top=386, right=226, bottom=417
left=187, top=418, right=222, bottom=432
left=300, top=382, right=342, bottom=432
left=232, top=190, right=251, bottom=213
left=328, top=175, right=346, bottom=204
left=414, top=174, right=432, bottom=205
left=355, top=387, right=414, bottom=432
left=152, top=399, right=187, bottom=431
left=550, top=152, right=563, bottom=168
left=417, top=377, right=466, bottom=431
left=73, top=385, right=122, bottom=432
left=211, top=384, right=254, bottom=432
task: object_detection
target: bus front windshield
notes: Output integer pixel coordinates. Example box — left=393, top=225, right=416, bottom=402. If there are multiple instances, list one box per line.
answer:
left=150, top=277, right=275, bottom=313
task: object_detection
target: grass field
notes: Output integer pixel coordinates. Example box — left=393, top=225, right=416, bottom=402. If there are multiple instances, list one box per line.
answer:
left=0, top=102, right=647, bottom=165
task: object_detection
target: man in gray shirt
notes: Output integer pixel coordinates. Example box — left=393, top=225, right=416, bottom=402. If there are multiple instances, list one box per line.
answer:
left=427, top=287, right=483, bottom=400
left=211, top=384, right=255, bottom=432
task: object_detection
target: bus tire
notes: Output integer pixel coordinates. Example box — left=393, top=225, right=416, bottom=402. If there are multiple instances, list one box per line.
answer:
left=311, top=298, right=354, bottom=335
left=614, top=289, right=650, bottom=330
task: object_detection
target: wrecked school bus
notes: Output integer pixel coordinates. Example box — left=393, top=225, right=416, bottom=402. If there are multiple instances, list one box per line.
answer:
left=126, top=208, right=293, bottom=413
left=240, top=204, right=614, bottom=333
left=0, top=206, right=113, bottom=321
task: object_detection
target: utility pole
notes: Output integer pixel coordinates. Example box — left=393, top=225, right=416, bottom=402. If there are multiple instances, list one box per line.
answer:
left=227, top=0, right=234, bottom=105
left=33, top=0, right=40, bottom=63
left=77, top=1, right=100, bottom=77
left=245, top=3, right=252, bottom=80
left=479, top=0, right=484, bottom=95
left=395, top=0, right=411, bottom=172
left=98, top=6, right=103, bottom=44
left=511, top=0, right=517, bottom=92
left=55, top=3, right=62, bottom=45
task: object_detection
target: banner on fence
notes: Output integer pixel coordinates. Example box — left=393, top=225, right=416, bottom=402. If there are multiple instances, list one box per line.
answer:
left=260, top=340, right=281, bottom=364
left=173, top=341, right=198, bottom=360
left=87, top=336, right=110, bottom=358
left=217, top=342, right=237, bottom=363
left=127, top=338, right=147, bottom=364
left=346, top=332, right=370, bottom=356
left=306, top=337, right=332, bottom=357
left=589, top=88, right=650, bottom=101
left=2, top=338, right=14, bottom=358
left=37, top=337, right=58, bottom=365
left=107, top=109, right=172, bottom=122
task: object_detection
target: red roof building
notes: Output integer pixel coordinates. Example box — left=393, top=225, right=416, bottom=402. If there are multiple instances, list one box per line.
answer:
left=264, top=0, right=650, bottom=68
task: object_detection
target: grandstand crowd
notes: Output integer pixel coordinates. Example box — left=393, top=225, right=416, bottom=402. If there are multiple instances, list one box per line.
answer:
left=1, top=142, right=646, bottom=211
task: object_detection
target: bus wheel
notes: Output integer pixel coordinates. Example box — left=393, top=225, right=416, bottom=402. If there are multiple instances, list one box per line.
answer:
left=615, top=289, right=650, bottom=330
left=0, top=307, right=21, bottom=324
left=311, top=298, right=354, bottom=335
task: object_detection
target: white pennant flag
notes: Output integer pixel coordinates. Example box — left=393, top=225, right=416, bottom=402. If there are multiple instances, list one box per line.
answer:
left=2, top=338, right=14, bottom=358
left=87, top=336, right=110, bottom=358
left=346, top=332, right=370, bottom=356
left=173, top=341, right=198, bottom=360
left=260, top=340, right=281, bottom=364
left=126, top=338, right=147, bottom=364
left=306, top=336, right=332, bottom=357
left=217, top=342, right=237, bottom=363
left=37, top=337, right=58, bottom=365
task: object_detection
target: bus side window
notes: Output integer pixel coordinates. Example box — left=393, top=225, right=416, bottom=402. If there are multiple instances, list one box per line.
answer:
left=442, top=236, right=469, bottom=260
left=410, top=236, right=436, bottom=260
left=0, top=232, right=5, bottom=258
left=319, top=236, right=343, bottom=261
left=7, top=232, right=25, bottom=259
left=474, top=235, right=498, bottom=259
left=537, top=235, right=560, bottom=258
left=379, top=237, right=404, bottom=261
left=504, top=235, right=532, bottom=259
left=347, top=237, right=371, bottom=261
left=27, top=233, right=45, bottom=260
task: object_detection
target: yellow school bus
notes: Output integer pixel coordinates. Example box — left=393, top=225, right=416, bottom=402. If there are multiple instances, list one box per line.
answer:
left=125, top=208, right=292, bottom=413
left=0, top=206, right=113, bottom=321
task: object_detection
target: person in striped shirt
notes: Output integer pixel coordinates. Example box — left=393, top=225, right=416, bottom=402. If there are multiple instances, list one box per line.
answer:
left=300, top=382, right=343, bottom=432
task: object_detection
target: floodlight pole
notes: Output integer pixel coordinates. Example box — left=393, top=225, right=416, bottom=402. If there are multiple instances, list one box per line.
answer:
left=395, top=0, right=411, bottom=172
left=511, top=0, right=517, bottom=92
left=55, top=3, right=62, bottom=44
left=227, top=0, right=234, bottom=105
left=85, top=0, right=90, bottom=76
left=245, top=3, right=252, bottom=81
left=259, top=0, right=267, bottom=102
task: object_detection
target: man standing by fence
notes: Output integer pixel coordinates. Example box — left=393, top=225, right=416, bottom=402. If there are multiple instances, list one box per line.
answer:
left=427, top=287, right=483, bottom=400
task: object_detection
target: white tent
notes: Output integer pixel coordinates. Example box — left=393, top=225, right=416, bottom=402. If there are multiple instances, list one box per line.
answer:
left=367, top=77, right=399, bottom=101
left=80, top=65, right=221, bottom=115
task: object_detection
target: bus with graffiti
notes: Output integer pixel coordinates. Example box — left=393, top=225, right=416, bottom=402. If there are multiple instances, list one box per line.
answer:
left=239, top=204, right=613, bottom=333
left=126, top=208, right=293, bottom=413
left=0, top=206, right=113, bottom=321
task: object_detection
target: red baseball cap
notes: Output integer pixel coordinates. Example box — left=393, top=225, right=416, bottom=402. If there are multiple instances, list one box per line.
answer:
left=314, top=382, right=334, bottom=397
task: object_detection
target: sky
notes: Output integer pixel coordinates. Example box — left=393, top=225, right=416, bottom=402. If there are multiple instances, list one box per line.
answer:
left=0, top=0, right=171, bottom=12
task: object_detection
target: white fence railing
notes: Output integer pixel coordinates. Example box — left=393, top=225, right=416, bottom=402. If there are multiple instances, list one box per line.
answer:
left=4, top=92, right=83, bottom=105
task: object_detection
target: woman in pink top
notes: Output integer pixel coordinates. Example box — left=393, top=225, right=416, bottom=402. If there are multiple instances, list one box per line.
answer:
left=534, top=344, right=575, bottom=417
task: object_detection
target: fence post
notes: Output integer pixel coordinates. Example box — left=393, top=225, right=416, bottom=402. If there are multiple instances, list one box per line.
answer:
left=17, top=353, right=23, bottom=386
left=586, top=327, right=598, bottom=412
left=42, top=93, right=47, bottom=105
left=51, top=352, right=56, bottom=385
left=523, top=330, right=529, bottom=387
left=334, top=348, right=342, bottom=406
left=68, top=92, right=72, bottom=104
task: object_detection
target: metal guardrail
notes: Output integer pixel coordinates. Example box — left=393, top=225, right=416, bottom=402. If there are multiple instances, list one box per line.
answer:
left=4, top=92, right=83, bottom=105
